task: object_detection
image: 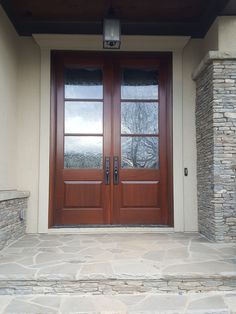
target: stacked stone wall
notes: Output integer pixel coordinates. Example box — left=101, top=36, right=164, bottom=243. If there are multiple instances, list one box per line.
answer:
left=195, top=58, right=236, bottom=242
left=196, top=63, right=215, bottom=240
left=0, top=194, right=28, bottom=250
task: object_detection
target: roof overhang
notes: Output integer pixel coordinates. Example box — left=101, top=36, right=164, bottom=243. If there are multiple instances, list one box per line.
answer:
left=1, top=0, right=235, bottom=38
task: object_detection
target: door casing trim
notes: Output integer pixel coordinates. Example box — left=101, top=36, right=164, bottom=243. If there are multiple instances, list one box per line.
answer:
left=36, top=35, right=187, bottom=233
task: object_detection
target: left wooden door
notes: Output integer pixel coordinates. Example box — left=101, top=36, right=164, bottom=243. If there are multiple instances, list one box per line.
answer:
left=52, top=53, right=112, bottom=225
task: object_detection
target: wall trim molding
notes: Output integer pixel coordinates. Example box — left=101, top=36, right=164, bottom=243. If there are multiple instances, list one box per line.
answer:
left=33, top=34, right=190, bottom=51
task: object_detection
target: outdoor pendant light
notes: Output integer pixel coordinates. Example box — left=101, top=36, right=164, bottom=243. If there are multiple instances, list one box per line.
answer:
left=103, top=6, right=121, bottom=49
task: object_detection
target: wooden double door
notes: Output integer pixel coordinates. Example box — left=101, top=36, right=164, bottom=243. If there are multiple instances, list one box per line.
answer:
left=51, top=52, right=172, bottom=226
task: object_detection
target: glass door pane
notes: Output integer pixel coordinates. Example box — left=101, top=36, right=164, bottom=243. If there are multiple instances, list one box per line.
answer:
left=64, top=67, right=104, bottom=169
left=120, top=68, right=159, bottom=169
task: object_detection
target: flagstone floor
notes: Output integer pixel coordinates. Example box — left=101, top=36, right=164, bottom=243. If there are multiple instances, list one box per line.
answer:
left=0, top=292, right=236, bottom=313
left=0, top=232, right=235, bottom=281
left=0, top=233, right=236, bottom=313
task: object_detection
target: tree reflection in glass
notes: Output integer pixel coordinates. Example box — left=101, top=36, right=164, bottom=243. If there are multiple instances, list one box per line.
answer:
left=121, top=102, right=158, bottom=135
left=122, top=137, right=159, bottom=168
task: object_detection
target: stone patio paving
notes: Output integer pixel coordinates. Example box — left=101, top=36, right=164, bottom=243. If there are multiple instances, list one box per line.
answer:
left=0, top=233, right=236, bottom=282
left=0, top=233, right=236, bottom=312
left=0, top=292, right=236, bottom=313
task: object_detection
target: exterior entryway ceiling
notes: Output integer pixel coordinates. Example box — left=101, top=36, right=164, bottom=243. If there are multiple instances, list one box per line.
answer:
left=1, top=0, right=231, bottom=37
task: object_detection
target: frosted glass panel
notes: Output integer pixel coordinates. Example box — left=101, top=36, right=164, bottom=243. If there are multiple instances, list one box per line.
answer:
left=121, top=137, right=159, bottom=169
left=121, top=102, right=158, bottom=134
left=65, top=68, right=103, bottom=99
left=64, top=136, right=103, bottom=168
left=121, top=69, right=158, bottom=100
left=65, top=102, right=103, bottom=134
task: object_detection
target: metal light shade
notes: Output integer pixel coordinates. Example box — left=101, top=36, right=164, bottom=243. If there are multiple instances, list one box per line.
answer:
left=103, top=18, right=121, bottom=49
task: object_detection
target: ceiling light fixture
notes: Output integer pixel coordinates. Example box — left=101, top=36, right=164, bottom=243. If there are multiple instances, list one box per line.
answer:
left=103, top=5, right=121, bottom=49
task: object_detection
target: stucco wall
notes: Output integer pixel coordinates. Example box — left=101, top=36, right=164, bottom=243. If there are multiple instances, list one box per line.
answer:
left=0, top=6, right=40, bottom=232
left=182, top=39, right=204, bottom=231
left=202, top=16, right=236, bottom=54
left=218, top=16, right=236, bottom=51
left=0, top=6, right=19, bottom=190
left=17, top=38, right=41, bottom=233
left=0, top=5, right=203, bottom=233
left=202, top=19, right=219, bottom=56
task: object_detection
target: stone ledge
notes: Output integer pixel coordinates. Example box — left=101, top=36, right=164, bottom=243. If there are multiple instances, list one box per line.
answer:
left=1, top=277, right=236, bottom=295
left=0, top=190, right=30, bottom=202
left=192, top=50, right=236, bottom=80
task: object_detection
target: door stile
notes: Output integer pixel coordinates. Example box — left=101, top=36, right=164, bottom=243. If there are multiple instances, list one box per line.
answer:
left=112, top=58, right=121, bottom=224
left=159, top=59, right=168, bottom=225
left=103, top=56, right=113, bottom=224
left=55, top=59, right=65, bottom=224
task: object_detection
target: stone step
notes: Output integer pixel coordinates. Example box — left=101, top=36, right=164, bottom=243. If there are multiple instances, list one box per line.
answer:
left=1, top=276, right=236, bottom=295
left=0, top=233, right=236, bottom=295
left=0, top=292, right=236, bottom=313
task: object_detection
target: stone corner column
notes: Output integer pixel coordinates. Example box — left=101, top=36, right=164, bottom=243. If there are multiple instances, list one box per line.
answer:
left=193, top=51, right=236, bottom=242
left=0, top=190, right=30, bottom=250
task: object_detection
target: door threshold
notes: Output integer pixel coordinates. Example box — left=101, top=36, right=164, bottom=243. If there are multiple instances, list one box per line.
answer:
left=47, top=226, right=175, bottom=234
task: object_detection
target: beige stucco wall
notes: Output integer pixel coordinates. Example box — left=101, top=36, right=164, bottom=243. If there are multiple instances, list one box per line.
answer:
left=4, top=5, right=232, bottom=232
left=17, top=38, right=41, bottom=233
left=202, top=18, right=219, bottom=56
left=218, top=16, right=236, bottom=51
left=0, top=5, right=41, bottom=232
left=182, top=39, right=204, bottom=231
left=0, top=6, right=19, bottom=190
left=202, top=16, right=236, bottom=54
left=0, top=29, right=202, bottom=233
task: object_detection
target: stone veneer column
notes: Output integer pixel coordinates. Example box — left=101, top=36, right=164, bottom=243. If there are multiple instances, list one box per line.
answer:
left=193, top=52, right=236, bottom=242
left=0, top=190, right=29, bottom=250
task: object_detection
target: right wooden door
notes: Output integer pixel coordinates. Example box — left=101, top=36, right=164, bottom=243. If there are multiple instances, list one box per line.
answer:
left=112, top=55, right=172, bottom=225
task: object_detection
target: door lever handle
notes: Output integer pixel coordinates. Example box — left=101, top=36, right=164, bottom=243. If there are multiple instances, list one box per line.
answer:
left=113, top=156, right=119, bottom=185
left=105, top=157, right=110, bottom=185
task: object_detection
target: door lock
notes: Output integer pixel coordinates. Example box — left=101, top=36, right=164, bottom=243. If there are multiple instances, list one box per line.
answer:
left=114, top=156, right=119, bottom=185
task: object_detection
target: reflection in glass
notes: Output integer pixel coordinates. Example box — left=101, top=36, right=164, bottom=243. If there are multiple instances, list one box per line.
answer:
left=65, top=68, right=103, bottom=99
left=121, top=102, right=158, bottom=134
left=121, top=69, right=159, bottom=100
left=121, top=137, right=159, bottom=169
left=64, top=136, right=103, bottom=168
left=65, top=102, right=103, bottom=134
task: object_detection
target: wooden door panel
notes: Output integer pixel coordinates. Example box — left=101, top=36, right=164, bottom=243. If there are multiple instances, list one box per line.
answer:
left=59, top=208, right=104, bottom=225
left=121, top=181, right=160, bottom=208
left=119, top=208, right=161, bottom=224
left=63, top=169, right=103, bottom=181
left=64, top=181, right=102, bottom=208
left=120, top=170, right=160, bottom=181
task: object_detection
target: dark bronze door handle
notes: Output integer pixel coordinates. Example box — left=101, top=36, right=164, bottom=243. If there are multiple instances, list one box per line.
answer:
left=113, top=156, right=119, bottom=185
left=105, top=157, right=110, bottom=185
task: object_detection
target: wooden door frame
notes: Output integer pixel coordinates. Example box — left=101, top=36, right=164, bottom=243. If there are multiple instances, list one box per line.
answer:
left=49, top=51, right=173, bottom=228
